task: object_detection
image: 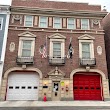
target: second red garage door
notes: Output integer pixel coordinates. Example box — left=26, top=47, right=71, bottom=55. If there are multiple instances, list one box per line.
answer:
left=73, top=73, right=103, bottom=100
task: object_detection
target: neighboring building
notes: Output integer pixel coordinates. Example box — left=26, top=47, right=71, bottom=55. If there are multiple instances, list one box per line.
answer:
left=0, top=5, right=10, bottom=90
left=103, top=13, right=110, bottom=91
left=0, top=0, right=109, bottom=101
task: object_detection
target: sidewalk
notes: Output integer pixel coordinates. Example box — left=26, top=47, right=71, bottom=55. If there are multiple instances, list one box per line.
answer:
left=0, top=101, right=110, bottom=107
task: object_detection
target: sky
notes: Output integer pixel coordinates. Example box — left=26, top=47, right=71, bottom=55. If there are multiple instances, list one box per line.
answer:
left=0, top=0, right=110, bottom=12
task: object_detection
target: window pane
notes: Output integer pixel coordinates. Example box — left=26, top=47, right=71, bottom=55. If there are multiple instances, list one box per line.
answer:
left=22, top=41, right=32, bottom=57
left=82, top=43, right=90, bottom=58
left=25, top=16, right=33, bottom=26
left=40, top=22, right=47, bottom=28
left=68, top=18, right=75, bottom=29
left=54, top=17, right=61, bottom=29
left=40, top=16, right=47, bottom=28
left=81, top=19, right=89, bottom=29
left=22, top=50, right=31, bottom=57
left=23, top=41, right=31, bottom=49
left=53, top=43, right=61, bottom=57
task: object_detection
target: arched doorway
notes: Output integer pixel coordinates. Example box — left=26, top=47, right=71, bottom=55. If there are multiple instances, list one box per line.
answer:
left=0, top=67, right=43, bottom=101
left=73, top=72, right=103, bottom=100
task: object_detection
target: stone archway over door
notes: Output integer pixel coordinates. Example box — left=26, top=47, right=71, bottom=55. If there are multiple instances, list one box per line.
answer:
left=0, top=67, right=43, bottom=101
left=70, top=68, right=109, bottom=100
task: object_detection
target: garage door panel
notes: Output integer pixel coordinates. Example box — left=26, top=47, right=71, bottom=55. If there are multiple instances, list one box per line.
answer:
left=7, top=73, right=39, bottom=100
left=73, top=73, right=102, bottom=101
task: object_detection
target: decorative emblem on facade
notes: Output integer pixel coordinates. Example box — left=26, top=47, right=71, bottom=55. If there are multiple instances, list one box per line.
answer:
left=91, top=19, right=101, bottom=28
left=97, top=46, right=102, bottom=55
left=48, top=67, right=65, bottom=79
left=9, top=42, right=15, bottom=52
left=12, top=15, right=22, bottom=24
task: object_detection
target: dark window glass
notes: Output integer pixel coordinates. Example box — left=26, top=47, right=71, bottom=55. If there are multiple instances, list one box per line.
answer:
left=80, top=87, right=83, bottom=89
left=28, top=86, right=32, bottom=89
left=96, top=87, right=100, bottom=90
left=15, top=86, right=19, bottom=89
left=22, top=86, right=25, bottom=89
left=9, top=86, right=13, bottom=89
left=34, top=87, right=38, bottom=89
left=85, top=87, right=89, bottom=89
left=91, top=87, right=94, bottom=90
left=74, top=87, right=78, bottom=89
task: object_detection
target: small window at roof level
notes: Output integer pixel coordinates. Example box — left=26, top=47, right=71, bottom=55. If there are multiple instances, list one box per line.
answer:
left=24, top=15, right=33, bottom=27
left=81, top=19, right=89, bottom=30
left=39, top=16, right=48, bottom=28
left=53, top=17, right=62, bottom=29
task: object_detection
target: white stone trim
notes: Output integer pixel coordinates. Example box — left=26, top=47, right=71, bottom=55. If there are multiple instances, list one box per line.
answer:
left=3, top=67, right=43, bottom=79
left=78, top=34, right=95, bottom=40
left=18, top=31, right=36, bottom=38
left=48, top=33, right=66, bottom=39
left=70, top=68, right=106, bottom=80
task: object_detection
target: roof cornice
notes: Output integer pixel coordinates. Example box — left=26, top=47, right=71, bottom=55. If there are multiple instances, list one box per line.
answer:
left=11, top=6, right=107, bottom=17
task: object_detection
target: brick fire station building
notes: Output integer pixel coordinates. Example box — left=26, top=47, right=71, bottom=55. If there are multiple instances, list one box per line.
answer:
left=0, top=0, right=109, bottom=101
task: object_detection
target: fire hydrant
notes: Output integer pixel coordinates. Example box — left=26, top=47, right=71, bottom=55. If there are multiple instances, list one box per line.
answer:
left=43, top=93, right=47, bottom=102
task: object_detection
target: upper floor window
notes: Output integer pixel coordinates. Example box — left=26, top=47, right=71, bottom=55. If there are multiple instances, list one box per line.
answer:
left=18, top=32, right=36, bottom=57
left=0, top=18, right=3, bottom=30
left=48, top=33, right=66, bottom=65
left=78, top=34, right=95, bottom=59
left=22, top=40, right=32, bottom=57
left=82, top=43, right=90, bottom=59
left=39, top=16, right=48, bottom=28
left=81, top=19, right=89, bottom=30
left=24, top=15, right=33, bottom=27
left=53, top=17, right=62, bottom=29
left=53, top=42, right=61, bottom=58
left=67, top=18, right=76, bottom=29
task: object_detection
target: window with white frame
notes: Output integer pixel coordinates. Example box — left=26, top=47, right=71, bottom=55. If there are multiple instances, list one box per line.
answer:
left=79, top=40, right=94, bottom=59
left=39, top=16, right=48, bottom=28
left=67, top=18, right=76, bottom=29
left=81, top=19, right=89, bottom=30
left=53, top=42, right=61, bottom=58
left=53, top=17, right=62, bottom=29
left=24, top=15, right=33, bottom=27
left=0, top=18, right=3, bottom=30
left=18, top=37, right=35, bottom=57
left=82, top=43, right=90, bottom=59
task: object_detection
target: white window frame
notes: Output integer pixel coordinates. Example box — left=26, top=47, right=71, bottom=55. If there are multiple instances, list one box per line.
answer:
left=67, top=18, right=76, bottom=29
left=24, top=15, right=33, bottom=27
left=39, top=16, right=48, bottom=28
left=49, top=39, right=65, bottom=58
left=0, top=18, right=3, bottom=30
left=81, top=19, right=89, bottom=30
left=53, top=17, right=62, bottom=29
left=18, top=37, right=35, bottom=57
left=79, top=40, right=94, bottom=59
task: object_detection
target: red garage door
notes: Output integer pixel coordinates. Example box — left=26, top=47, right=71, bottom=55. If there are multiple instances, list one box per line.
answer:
left=73, top=73, right=103, bottom=100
